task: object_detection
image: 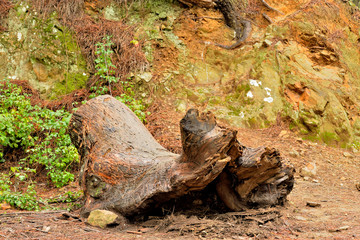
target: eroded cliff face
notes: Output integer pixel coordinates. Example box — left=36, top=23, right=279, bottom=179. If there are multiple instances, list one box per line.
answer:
left=140, top=0, right=360, bottom=148
left=1, top=0, right=360, bottom=147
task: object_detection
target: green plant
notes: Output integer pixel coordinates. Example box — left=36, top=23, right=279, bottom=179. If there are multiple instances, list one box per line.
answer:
left=351, top=141, right=360, bottom=150
left=90, top=36, right=149, bottom=122
left=49, top=190, right=83, bottom=204
left=0, top=172, right=40, bottom=211
left=116, top=79, right=149, bottom=122
left=0, top=79, right=78, bottom=188
left=90, top=35, right=117, bottom=97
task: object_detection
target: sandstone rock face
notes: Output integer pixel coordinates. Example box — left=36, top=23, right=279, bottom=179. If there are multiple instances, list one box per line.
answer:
left=171, top=0, right=360, bottom=147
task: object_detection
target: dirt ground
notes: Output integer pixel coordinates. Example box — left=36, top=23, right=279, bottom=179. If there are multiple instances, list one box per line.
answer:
left=1, top=103, right=359, bottom=240
left=1, top=1, right=360, bottom=239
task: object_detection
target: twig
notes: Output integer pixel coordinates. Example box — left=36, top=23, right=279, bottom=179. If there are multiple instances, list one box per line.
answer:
left=261, top=0, right=284, bottom=15
left=194, top=16, right=223, bottom=20
left=20, top=232, right=29, bottom=238
left=0, top=210, right=68, bottom=217
left=126, top=230, right=143, bottom=235
left=262, top=13, right=273, bottom=24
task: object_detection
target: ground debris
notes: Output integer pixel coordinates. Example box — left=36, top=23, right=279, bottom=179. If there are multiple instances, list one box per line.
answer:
left=150, top=208, right=281, bottom=238
left=306, top=201, right=321, bottom=207
left=329, top=225, right=350, bottom=232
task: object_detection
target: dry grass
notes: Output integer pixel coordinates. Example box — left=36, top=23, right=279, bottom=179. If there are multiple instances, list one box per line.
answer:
left=0, top=0, right=13, bottom=31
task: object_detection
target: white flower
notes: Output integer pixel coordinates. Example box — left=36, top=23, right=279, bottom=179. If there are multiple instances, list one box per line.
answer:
left=83, top=73, right=87, bottom=76
left=249, top=79, right=262, bottom=87
left=239, top=112, right=245, bottom=118
left=246, top=91, right=253, bottom=98
left=17, top=32, right=22, bottom=41
left=264, top=87, right=272, bottom=96
left=264, top=97, right=274, bottom=103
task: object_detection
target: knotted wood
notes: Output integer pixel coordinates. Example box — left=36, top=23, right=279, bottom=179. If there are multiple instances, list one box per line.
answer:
left=69, top=95, right=294, bottom=217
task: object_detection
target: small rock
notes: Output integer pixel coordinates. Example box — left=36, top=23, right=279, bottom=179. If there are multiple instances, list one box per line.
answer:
left=298, top=149, right=306, bottom=156
left=294, top=216, right=307, bottom=221
left=41, top=226, right=51, bottom=233
left=289, top=150, right=300, bottom=158
left=306, top=201, right=321, bottom=207
left=343, top=152, right=354, bottom=158
left=137, top=72, right=152, bottom=82
left=300, top=162, right=317, bottom=178
left=193, top=199, right=203, bottom=205
left=175, top=99, right=187, bottom=113
left=253, top=42, right=263, bottom=48
left=87, top=209, right=123, bottom=228
left=279, top=130, right=288, bottom=138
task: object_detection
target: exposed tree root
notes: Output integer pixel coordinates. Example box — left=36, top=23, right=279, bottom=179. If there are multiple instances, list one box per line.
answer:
left=261, top=0, right=284, bottom=15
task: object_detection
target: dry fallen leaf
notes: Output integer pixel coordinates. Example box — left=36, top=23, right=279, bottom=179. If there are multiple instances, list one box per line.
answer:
left=0, top=201, right=12, bottom=210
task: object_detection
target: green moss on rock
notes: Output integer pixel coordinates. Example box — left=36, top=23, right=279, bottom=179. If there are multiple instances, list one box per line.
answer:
left=0, top=1, right=88, bottom=99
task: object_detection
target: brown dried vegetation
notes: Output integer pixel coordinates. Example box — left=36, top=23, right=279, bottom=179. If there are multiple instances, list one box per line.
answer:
left=30, top=0, right=147, bottom=86
left=0, top=0, right=13, bottom=31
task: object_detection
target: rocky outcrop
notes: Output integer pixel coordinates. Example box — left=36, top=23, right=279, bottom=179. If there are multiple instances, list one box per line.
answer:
left=169, top=0, right=360, bottom=147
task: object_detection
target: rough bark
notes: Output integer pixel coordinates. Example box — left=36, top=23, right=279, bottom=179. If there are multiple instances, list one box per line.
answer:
left=69, top=95, right=294, bottom=217
left=178, top=0, right=216, bottom=8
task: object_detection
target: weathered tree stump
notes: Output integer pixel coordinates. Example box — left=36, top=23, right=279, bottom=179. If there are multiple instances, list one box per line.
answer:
left=69, top=95, right=294, bottom=217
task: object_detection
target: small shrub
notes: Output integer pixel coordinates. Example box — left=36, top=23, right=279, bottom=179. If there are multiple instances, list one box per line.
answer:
left=90, top=36, right=149, bottom=122
left=0, top=171, right=40, bottom=211
left=0, top=79, right=78, bottom=188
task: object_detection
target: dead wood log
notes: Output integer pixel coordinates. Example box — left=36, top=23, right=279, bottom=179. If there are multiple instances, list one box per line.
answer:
left=69, top=95, right=294, bottom=217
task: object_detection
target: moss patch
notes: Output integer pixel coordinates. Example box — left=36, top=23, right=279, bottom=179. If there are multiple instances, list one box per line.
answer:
left=0, top=1, right=88, bottom=99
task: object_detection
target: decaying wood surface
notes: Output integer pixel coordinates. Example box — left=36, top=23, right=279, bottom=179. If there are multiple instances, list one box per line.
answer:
left=69, top=95, right=294, bottom=217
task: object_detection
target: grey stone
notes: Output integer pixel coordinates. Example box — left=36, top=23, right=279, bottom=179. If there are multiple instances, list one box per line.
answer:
left=289, top=150, right=300, bottom=158
left=343, top=152, right=354, bottom=158
left=87, top=209, right=123, bottom=228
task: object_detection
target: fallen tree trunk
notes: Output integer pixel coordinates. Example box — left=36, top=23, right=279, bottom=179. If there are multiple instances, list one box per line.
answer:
left=69, top=95, right=294, bottom=217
